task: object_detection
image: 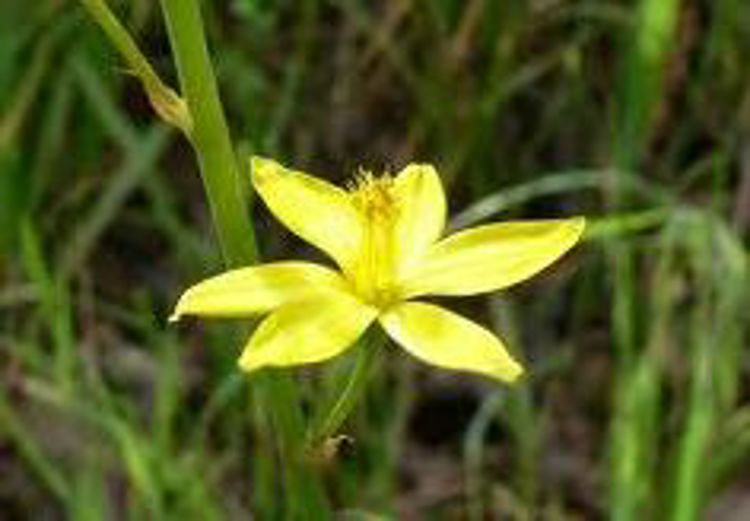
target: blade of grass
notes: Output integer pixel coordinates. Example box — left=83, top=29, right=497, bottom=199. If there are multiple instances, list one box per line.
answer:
left=20, top=222, right=77, bottom=393
left=0, top=21, right=69, bottom=252
left=488, top=296, right=540, bottom=513
left=0, top=27, right=56, bottom=149
left=262, top=0, right=317, bottom=156
left=30, top=68, right=75, bottom=211
left=450, top=169, right=673, bottom=230
left=0, top=388, right=69, bottom=501
left=668, top=213, right=747, bottom=521
left=609, top=0, right=680, bottom=518
left=58, top=124, right=171, bottom=279
left=464, top=390, right=506, bottom=521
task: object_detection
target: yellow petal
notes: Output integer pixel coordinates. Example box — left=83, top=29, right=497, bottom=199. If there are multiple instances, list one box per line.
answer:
left=380, top=302, right=523, bottom=382
left=239, top=294, right=377, bottom=372
left=401, top=217, right=585, bottom=297
left=170, top=261, right=348, bottom=321
left=392, top=164, right=447, bottom=274
left=251, top=156, right=362, bottom=275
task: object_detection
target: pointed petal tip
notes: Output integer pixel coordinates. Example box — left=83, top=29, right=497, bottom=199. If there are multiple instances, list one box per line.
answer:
left=237, top=348, right=272, bottom=375
left=168, top=292, right=190, bottom=323
left=249, top=154, right=271, bottom=165
left=480, top=354, right=525, bottom=384
left=502, top=361, right=525, bottom=384
left=402, top=162, right=437, bottom=171
left=572, top=215, right=587, bottom=238
left=402, top=216, right=589, bottom=298
left=563, top=216, right=587, bottom=249
left=237, top=353, right=261, bottom=374
left=249, top=155, right=279, bottom=183
left=168, top=299, right=186, bottom=323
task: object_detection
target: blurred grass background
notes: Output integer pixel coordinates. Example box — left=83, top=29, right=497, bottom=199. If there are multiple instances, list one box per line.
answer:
left=1, top=0, right=749, bottom=519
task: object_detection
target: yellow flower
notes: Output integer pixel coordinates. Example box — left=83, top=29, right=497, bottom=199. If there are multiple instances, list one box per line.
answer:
left=171, top=157, right=585, bottom=382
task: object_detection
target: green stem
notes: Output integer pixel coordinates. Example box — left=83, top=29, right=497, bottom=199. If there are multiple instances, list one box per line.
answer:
left=156, top=1, right=327, bottom=516
left=80, top=0, right=327, bottom=515
left=157, top=0, right=256, bottom=266
left=308, top=329, right=385, bottom=448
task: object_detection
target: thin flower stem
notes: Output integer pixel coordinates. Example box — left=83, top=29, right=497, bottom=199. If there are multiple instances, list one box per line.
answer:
left=308, top=328, right=385, bottom=448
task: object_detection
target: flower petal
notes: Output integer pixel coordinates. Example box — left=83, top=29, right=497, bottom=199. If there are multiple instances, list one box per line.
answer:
left=239, top=294, right=377, bottom=372
left=380, top=302, right=523, bottom=382
left=401, top=217, right=585, bottom=297
left=170, top=261, right=349, bottom=321
left=392, top=164, right=446, bottom=273
left=251, top=156, right=362, bottom=274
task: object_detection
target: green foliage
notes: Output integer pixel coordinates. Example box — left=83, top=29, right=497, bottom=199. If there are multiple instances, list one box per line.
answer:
left=1, top=0, right=748, bottom=519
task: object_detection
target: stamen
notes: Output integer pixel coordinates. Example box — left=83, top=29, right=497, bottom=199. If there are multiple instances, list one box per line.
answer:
left=348, top=170, right=400, bottom=308
left=350, top=170, right=398, bottom=221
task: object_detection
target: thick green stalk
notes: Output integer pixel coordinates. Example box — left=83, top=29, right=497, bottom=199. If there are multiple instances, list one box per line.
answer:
left=80, top=0, right=327, bottom=515
left=156, top=1, right=327, bottom=517
left=157, top=0, right=255, bottom=266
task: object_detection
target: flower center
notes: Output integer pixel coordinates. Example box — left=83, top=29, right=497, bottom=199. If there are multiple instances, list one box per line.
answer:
left=349, top=171, right=400, bottom=308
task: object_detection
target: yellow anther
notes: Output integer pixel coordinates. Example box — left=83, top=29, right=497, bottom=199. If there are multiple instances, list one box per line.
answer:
left=350, top=171, right=398, bottom=222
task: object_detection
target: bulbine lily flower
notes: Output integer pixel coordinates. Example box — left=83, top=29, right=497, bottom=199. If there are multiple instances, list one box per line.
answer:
left=171, top=157, right=585, bottom=382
